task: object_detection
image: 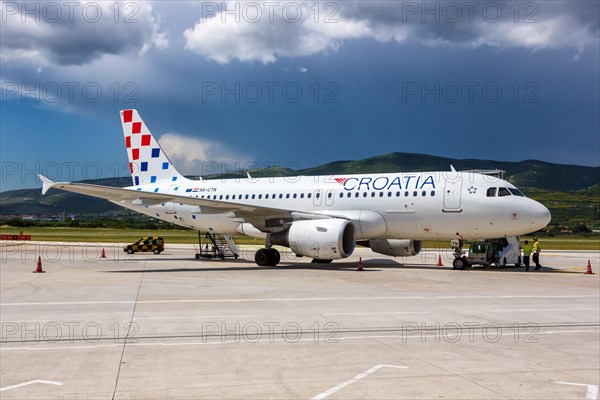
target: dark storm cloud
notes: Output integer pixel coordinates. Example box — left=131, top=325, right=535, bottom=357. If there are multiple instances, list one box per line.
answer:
left=0, top=1, right=167, bottom=66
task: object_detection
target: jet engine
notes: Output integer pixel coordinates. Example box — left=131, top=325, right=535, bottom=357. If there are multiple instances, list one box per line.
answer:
left=270, top=219, right=355, bottom=260
left=368, top=239, right=422, bottom=257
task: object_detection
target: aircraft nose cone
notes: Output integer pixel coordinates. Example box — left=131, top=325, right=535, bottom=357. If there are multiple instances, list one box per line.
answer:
left=529, top=202, right=551, bottom=229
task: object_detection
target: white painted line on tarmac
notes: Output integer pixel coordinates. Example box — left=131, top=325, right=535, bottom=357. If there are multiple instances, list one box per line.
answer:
left=311, top=364, right=408, bottom=400
left=555, top=382, right=599, bottom=400
left=0, top=379, right=63, bottom=392
left=134, top=315, right=255, bottom=320
left=495, top=308, right=599, bottom=312
left=540, top=330, right=600, bottom=334
left=325, top=311, right=430, bottom=316
left=0, top=320, right=50, bottom=323
left=2, top=295, right=598, bottom=306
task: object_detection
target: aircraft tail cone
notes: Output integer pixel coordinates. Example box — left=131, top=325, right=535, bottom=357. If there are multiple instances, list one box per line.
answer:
left=33, top=256, right=45, bottom=273
left=437, top=255, right=443, bottom=267
left=358, top=257, right=363, bottom=271
left=101, top=248, right=107, bottom=258
left=584, top=260, right=594, bottom=275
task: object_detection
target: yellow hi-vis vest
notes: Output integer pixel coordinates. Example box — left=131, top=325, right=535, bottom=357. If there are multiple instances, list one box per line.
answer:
left=523, top=243, right=532, bottom=256
left=533, top=241, right=541, bottom=252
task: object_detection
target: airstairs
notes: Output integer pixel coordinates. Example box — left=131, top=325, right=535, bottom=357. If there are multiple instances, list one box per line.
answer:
left=195, top=231, right=239, bottom=260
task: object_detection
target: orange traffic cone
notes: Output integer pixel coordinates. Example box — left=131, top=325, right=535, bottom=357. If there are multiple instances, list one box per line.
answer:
left=357, top=257, right=363, bottom=271
left=584, top=260, right=594, bottom=275
left=437, top=255, right=443, bottom=267
left=101, top=248, right=106, bottom=258
left=33, top=256, right=45, bottom=273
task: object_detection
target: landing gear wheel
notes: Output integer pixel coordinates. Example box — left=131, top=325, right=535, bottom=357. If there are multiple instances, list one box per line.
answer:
left=153, top=249, right=161, bottom=255
left=127, top=248, right=134, bottom=255
left=255, top=249, right=270, bottom=266
left=453, top=258, right=468, bottom=270
left=269, top=249, right=280, bottom=266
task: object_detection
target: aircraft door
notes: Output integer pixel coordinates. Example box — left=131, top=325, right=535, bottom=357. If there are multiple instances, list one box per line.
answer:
left=313, top=189, right=323, bottom=206
left=325, top=189, right=335, bottom=206
left=443, top=175, right=462, bottom=210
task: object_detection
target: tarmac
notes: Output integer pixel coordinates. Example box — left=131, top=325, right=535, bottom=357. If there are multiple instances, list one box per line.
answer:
left=1, top=241, right=599, bottom=399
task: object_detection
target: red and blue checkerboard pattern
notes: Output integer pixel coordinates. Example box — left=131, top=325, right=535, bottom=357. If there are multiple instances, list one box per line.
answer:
left=121, top=109, right=184, bottom=187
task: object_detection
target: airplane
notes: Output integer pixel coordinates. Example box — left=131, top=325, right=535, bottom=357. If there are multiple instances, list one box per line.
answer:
left=38, top=109, right=551, bottom=267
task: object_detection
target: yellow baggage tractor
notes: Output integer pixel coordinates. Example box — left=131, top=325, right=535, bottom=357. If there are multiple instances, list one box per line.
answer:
left=124, top=236, right=164, bottom=255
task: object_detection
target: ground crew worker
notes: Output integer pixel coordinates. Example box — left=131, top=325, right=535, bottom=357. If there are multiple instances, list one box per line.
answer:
left=522, top=240, right=531, bottom=271
left=532, top=237, right=542, bottom=270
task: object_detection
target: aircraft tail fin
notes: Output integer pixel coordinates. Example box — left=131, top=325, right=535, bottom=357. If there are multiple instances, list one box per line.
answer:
left=120, top=109, right=188, bottom=187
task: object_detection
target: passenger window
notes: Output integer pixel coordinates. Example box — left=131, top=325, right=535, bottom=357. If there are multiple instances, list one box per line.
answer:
left=293, top=193, right=297, bottom=199
left=431, top=191, right=435, bottom=196
left=226, top=195, right=229, bottom=200
left=498, top=187, right=511, bottom=197
left=307, top=193, right=312, bottom=199
left=396, top=191, right=400, bottom=197
left=404, top=191, right=409, bottom=197
left=327, top=193, right=332, bottom=198
left=286, top=194, right=291, bottom=199
left=413, top=191, right=417, bottom=196
left=219, top=195, right=223, bottom=200
left=355, top=192, right=359, bottom=198
left=422, top=191, right=426, bottom=196
left=371, top=192, right=376, bottom=197
left=232, top=195, right=235, bottom=200
left=279, top=194, right=283, bottom=199
left=339, top=193, right=344, bottom=198
left=245, top=194, right=249, bottom=200
left=486, top=187, right=497, bottom=197
left=258, top=194, right=262, bottom=199
left=315, top=193, right=319, bottom=199
left=363, top=192, right=367, bottom=198
left=388, top=192, right=392, bottom=197
left=252, top=194, right=256, bottom=199
left=265, top=194, right=269, bottom=199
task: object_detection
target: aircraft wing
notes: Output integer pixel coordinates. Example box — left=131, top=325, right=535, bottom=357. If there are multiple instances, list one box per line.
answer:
left=38, top=175, right=333, bottom=228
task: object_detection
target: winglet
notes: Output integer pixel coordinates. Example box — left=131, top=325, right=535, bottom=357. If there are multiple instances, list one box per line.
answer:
left=38, top=174, right=56, bottom=195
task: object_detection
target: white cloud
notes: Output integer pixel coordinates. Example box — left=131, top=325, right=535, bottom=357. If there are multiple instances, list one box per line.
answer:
left=299, top=67, right=308, bottom=73
left=158, top=132, right=253, bottom=174
left=183, top=1, right=371, bottom=64
left=0, top=0, right=168, bottom=67
left=183, top=1, right=599, bottom=64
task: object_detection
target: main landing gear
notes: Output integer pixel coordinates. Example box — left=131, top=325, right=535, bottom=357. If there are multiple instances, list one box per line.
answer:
left=255, top=248, right=280, bottom=266
left=255, top=234, right=280, bottom=267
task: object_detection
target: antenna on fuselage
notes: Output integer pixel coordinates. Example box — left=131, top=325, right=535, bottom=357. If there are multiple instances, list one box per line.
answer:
left=450, top=165, right=457, bottom=173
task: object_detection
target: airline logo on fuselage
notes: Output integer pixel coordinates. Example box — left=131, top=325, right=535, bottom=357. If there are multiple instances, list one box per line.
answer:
left=335, top=175, right=436, bottom=191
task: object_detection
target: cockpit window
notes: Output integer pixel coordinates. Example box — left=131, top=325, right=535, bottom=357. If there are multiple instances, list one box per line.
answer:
left=486, top=187, right=497, bottom=197
left=508, top=188, right=525, bottom=197
left=498, top=187, right=511, bottom=197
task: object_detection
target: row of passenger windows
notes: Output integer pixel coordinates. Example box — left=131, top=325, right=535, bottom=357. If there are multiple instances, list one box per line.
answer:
left=486, top=187, right=525, bottom=197
left=193, top=191, right=436, bottom=201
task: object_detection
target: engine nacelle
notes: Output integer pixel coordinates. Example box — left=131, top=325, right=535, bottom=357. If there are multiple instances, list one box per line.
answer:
left=369, top=239, right=422, bottom=257
left=270, top=219, right=356, bottom=260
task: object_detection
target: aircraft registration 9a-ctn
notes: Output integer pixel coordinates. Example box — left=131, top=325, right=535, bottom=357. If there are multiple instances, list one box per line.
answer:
left=39, top=110, right=551, bottom=267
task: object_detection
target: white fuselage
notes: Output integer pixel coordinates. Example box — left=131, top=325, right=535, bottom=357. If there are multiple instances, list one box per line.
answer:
left=115, top=171, right=551, bottom=241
